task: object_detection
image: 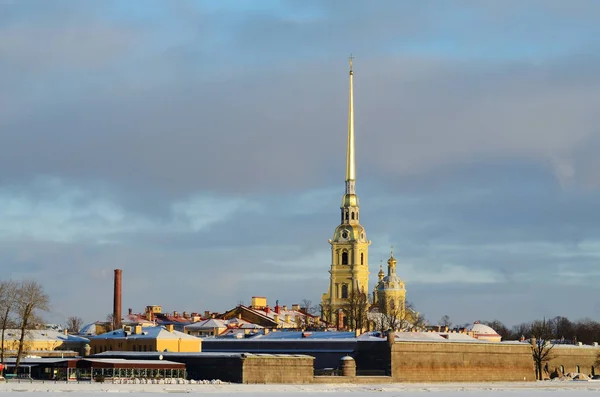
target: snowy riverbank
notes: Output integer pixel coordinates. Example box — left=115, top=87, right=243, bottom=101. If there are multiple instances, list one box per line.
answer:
left=0, top=380, right=600, bottom=395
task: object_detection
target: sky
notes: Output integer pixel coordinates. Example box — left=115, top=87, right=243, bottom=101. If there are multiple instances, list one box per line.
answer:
left=1, top=0, right=600, bottom=329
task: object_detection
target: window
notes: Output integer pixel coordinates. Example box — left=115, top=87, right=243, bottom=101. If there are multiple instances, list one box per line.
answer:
left=576, top=365, right=580, bottom=373
left=560, top=365, right=565, bottom=374
left=360, top=253, right=364, bottom=265
left=345, top=211, right=349, bottom=221
left=341, top=252, right=348, bottom=265
left=341, top=284, right=348, bottom=299
left=351, top=212, right=355, bottom=220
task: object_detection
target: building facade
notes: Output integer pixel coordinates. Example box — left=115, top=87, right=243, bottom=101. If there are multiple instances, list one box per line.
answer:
left=90, top=325, right=201, bottom=354
left=373, top=253, right=407, bottom=321
left=321, top=58, right=371, bottom=326
left=0, top=329, right=90, bottom=357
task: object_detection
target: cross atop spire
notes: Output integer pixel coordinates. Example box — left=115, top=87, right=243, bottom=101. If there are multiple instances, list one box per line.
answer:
left=348, top=53, right=355, bottom=73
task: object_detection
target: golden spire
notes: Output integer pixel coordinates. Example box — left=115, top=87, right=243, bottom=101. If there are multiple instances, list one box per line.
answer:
left=345, top=54, right=356, bottom=194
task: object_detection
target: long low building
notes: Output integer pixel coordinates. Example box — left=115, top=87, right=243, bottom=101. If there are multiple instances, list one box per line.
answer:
left=1, top=357, right=186, bottom=381
left=92, top=351, right=315, bottom=383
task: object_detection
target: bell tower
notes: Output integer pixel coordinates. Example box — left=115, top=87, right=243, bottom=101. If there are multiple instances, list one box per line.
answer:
left=321, top=56, right=371, bottom=325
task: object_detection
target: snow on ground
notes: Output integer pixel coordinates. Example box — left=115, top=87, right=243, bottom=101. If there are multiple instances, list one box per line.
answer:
left=0, top=381, right=600, bottom=396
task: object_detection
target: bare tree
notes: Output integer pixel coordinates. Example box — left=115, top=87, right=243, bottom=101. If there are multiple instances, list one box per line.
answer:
left=376, top=297, right=406, bottom=332
left=438, top=315, right=452, bottom=328
left=531, top=318, right=555, bottom=380
left=320, top=301, right=333, bottom=325
left=66, top=316, right=84, bottom=334
left=549, top=316, right=573, bottom=342
left=512, top=322, right=532, bottom=341
left=300, top=299, right=312, bottom=313
left=299, top=299, right=320, bottom=316
left=105, top=313, right=115, bottom=332
left=0, top=280, right=18, bottom=370
left=14, top=281, right=50, bottom=373
left=483, top=320, right=511, bottom=340
left=343, top=291, right=370, bottom=332
left=405, top=302, right=427, bottom=331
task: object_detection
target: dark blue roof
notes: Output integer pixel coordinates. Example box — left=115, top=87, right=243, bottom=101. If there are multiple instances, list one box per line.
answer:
left=258, top=331, right=356, bottom=340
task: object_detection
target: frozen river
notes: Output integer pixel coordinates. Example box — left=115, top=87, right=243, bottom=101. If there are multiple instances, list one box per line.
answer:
left=1, top=380, right=600, bottom=396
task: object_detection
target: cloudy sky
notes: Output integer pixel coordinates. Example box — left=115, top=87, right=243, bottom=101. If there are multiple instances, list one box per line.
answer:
left=2, top=0, right=600, bottom=329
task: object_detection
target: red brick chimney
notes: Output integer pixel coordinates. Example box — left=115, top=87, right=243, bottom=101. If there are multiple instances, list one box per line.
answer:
left=113, top=269, right=122, bottom=329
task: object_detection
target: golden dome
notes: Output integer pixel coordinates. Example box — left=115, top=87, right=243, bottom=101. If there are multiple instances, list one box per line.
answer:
left=387, top=254, right=397, bottom=267
left=332, top=224, right=367, bottom=242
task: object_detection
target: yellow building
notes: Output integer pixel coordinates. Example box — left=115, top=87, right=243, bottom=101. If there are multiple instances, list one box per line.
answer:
left=321, top=57, right=370, bottom=327
left=0, top=329, right=89, bottom=357
left=90, top=325, right=201, bottom=354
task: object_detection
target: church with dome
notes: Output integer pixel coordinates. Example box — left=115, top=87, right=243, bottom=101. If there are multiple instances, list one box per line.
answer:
left=373, top=253, right=406, bottom=317
left=320, top=58, right=414, bottom=331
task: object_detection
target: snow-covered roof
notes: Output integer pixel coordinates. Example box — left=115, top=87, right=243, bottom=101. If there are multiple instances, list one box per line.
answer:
left=92, top=326, right=199, bottom=341
left=229, top=305, right=315, bottom=328
left=186, top=319, right=228, bottom=330
left=256, top=331, right=356, bottom=340
left=393, top=332, right=486, bottom=343
left=83, top=358, right=184, bottom=366
left=1, top=329, right=89, bottom=343
left=79, top=323, right=97, bottom=336
left=93, top=351, right=244, bottom=359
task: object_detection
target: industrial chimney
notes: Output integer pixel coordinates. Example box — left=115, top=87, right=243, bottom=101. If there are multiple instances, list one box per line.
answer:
left=113, top=269, right=122, bottom=330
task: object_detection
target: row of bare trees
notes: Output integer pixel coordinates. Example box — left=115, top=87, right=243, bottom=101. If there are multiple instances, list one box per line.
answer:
left=483, top=316, right=600, bottom=345
left=0, top=280, right=50, bottom=374
left=320, top=292, right=426, bottom=333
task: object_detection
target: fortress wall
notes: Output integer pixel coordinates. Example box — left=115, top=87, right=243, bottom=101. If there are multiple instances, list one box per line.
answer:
left=242, top=355, right=315, bottom=384
left=391, top=341, right=535, bottom=382
left=546, top=346, right=600, bottom=377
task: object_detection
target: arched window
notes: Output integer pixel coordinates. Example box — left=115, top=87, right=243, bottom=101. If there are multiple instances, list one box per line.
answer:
left=345, top=211, right=349, bottom=221
left=341, top=252, right=348, bottom=265
left=576, top=365, right=580, bottom=373
left=560, top=365, right=565, bottom=374
left=341, top=284, right=348, bottom=299
left=360, top=253, right=364, bottom=265
left=351, top=212, right=355, bottom=220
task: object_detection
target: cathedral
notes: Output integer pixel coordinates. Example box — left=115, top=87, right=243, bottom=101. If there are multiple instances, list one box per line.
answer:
left=321, top=58, right=407, bottom=329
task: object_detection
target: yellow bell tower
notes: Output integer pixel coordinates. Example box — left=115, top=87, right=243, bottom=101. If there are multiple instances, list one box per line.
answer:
left=321, top=56, right=371, bottom=325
